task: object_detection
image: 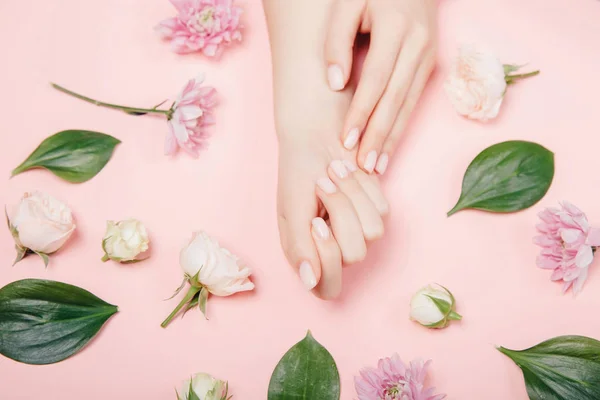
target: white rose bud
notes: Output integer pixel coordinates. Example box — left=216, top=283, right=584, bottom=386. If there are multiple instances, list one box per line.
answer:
left=7, top=191, right=76, bottom=266
left=409, top=284, right=462, bottom=329
left=444, top=44, right=539, bottom=121
left=101, top=219, right=149, bottom=263
left=161, top=231, right=254, bottom=328
left=177, top=373, right=229, bottom=400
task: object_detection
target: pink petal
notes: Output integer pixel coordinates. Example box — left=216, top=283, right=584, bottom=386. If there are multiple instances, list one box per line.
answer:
left=575, top=245, right=593, bottom=269
left=561, top=228, right=583, bottom=244
left=586, top=227, right=600, bottom=246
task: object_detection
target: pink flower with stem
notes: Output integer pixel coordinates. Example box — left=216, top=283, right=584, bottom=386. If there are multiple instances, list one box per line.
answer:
left=534, top=201, right=600, bottom=294
left=51, top=76, right=216, bottom=158
left=354, top=354, right=445, bottom=400
left=155, top=0, right=243, bottom=57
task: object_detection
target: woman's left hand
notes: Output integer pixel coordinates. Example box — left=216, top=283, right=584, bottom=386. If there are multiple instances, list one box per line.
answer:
left=325, top=0, right=438, bottom=175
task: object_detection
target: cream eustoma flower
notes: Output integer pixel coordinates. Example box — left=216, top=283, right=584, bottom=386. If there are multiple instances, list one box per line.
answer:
left=409, top=284, right=462, bottom=329
left=177, top=373, right=229, bottom=400
left=7, top=191, right=76, bottom=266
left=101, top=219, right=149, bottom=263
left=161, top=231, right=254, bottom=328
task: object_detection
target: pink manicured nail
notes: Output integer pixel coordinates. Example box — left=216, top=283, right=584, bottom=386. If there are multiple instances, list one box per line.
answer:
left=343, top=160, right=358, bottom=172
left=317, top=177, right=337, bottom=194
left=327, top=65, right=345, bottom=91
left=299, top=261, right=317, bottom=290
left=375, top=153, right=389, bottom=174
left=311, top=217, right=330, bottom=239
left=344, top=128, right=359, bottom=149
left=330, top=160, right=348, bottom=179
left=364, top=151, right=378, bottom=173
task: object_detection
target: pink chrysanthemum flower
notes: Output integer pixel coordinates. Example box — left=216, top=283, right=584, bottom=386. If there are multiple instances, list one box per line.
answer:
left=534, top=201, right=600, bottom=294
left=354, top=354, right=446, bottom=400
left=156, top=0, right=243, bottom=57
left=165, top=75, right=217, bottom=157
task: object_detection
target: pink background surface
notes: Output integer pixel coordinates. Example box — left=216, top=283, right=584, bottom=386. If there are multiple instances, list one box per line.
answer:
left=1, top=0, right=600, bottom=399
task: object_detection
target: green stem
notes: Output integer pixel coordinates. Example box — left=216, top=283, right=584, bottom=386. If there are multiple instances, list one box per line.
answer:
left=101, top=254, right=110, bottom=262
left=51, top=83, right=171, bottom=116
left=161, top=285, right=200, bottom=328
left=448, top=311, right=462, bottom=321
left=505, top=70, right=540, bottom=83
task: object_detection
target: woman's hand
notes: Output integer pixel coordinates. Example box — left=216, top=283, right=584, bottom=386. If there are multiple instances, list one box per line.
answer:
left=325, top=0, right=438, bottom=174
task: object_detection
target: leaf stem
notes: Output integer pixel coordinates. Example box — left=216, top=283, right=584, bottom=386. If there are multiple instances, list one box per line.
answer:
left=161, top=285, right=200, bottom=328
left=51, top=83, right=171, bottom=117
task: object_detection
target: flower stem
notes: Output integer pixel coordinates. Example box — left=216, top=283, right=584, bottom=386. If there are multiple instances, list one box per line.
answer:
left=51, top=83, right=171, bottom=116
left=505, top=70, right=540, bottom=84
left=101, top=254, right=110, bottom=262
left=161, top=285, right=200, bottom=328
left=448, top=311, right=462, bottom=321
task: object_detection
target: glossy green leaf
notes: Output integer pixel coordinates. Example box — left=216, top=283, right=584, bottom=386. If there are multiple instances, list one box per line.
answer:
left=498, top=335, right=600, bottom=400
left=12, top=130, right=120, bottom=183
left=268, top=331, right=340, bottom=400
left=448, top=140, right=554, bottom=216
left=0, top=279, right=118, bottom=365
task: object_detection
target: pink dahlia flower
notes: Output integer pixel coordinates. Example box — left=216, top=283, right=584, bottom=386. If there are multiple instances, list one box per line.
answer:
left=534, top=201, right=600, bottom=294
left=354, top=354, right=446, bottom=400
left=165, top=76, right=217, bottom=157
left=156, top=0, right=243, bottom=57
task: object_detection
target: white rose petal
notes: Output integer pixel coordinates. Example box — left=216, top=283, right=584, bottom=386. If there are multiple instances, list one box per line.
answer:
left=179, top=231, right=254, bottom=296
left=102, top=219, right=149, bottom=262
left=8, top=191, right=75, bottom=256
left=179, top=373, right=228, bottom=400
left=444, top=44, right=507, bottom=121
left=409, top=284, right=461, bottom=329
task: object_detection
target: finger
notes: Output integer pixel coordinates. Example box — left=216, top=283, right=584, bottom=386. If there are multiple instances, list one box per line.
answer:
left=324, top=0, right=364, bottom=91
left=315, top=177, right=367, bottom=264
left=310, top=217, right=343, bottom=300
left=357, top=33, right=429, bottom=174
left=349, top=162, right=390, bottom=216
left=278, top=190, right=322, bottom=291
left=382, top=52, right=436, bottom=156
left=328, top=160, right=384, bottom=241
left=341, top=18, right=406, bottom=151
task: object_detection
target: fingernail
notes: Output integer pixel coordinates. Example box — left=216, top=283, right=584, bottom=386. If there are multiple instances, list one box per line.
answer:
left=330, top=160, right=348, bottom=179
left=311, top=217, right=330, bottom=239
left=375, top=153, right=389, bottom=174
left=364, top=151, right=378, bottom=173
left=327, top=65, right=345, bottom=91
left=343, top=160, right=358, bottom=172
left=317, top=177, right=337, bottom=194
left=299, top=261, right=317, bottom=290
left=344, top=128, right=359, bottom=149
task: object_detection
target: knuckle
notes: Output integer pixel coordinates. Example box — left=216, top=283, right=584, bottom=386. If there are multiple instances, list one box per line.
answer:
left=343, top=243, right=367, bottom=264
left=364, top=221, right=385, bottom=241
left=412, top=24, right=432, bottom=48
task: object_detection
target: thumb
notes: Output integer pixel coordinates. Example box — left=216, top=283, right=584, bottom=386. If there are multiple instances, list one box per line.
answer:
left=324, top=0, right=364, bottom=91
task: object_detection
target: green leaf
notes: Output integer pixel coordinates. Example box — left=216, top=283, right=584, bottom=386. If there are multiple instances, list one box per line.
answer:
left=34, top=251, right=49, bottom=268
left=198, top=288, right=209, bottom=320
left=448, top=141, right=554, bottom=216
left=498, top=335, right=600, bottom=400
left=12, top=130, right=121, bottom=183
left=0, top=279, right=118, bottom=365
left=268, top=330, right=340, bottom=400
left=425, top=295, right=452, bottom=316
left=188, top=378, right=201, bottom=400
left=12, top=246, right=27, bottom=266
